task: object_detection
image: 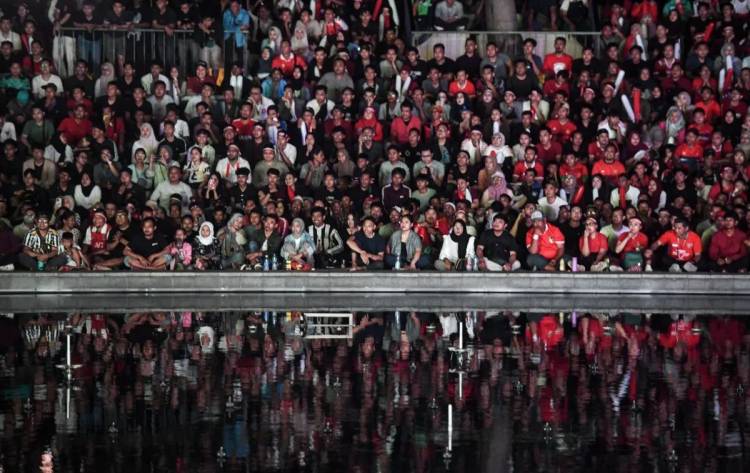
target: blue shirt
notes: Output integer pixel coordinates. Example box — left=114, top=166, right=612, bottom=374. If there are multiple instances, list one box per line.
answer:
left=222, top=8, right=251, bottom=48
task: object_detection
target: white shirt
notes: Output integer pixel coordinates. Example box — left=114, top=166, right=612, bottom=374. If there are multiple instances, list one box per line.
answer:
left=609, top=186, right=641, bottom=209
left=275, top=143, right=298, bottom=167
left=537, top=196, right=568, bottom=222
left=0, top=122, right=16, bottom=143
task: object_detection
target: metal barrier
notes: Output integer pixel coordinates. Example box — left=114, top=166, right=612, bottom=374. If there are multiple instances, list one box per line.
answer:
left=55, top=27, right=242, bottom=77
left=411, top=30, right=604, bottom=63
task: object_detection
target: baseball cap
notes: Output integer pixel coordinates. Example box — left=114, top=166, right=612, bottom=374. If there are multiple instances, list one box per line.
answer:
left=531, top=210, right=544, bottom=221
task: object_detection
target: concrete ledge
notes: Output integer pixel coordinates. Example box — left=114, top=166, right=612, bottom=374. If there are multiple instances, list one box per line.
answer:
left=1, top=271, right=749, bottom=296
left=5, top=293, right=750, bottom=314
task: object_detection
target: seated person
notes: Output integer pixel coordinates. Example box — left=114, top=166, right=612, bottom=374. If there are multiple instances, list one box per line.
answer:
left=123, top=218, right=170, bottom=270
left=347, top=216, right=386, bottom=270
left=18, top=214, right=68, bottom=271
left=280, top=218, right=315, bottom=269
left=435, top=219, right=476, bottom=271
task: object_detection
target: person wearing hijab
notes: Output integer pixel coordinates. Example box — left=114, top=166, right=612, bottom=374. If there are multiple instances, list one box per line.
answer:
left=280, top=217, right=315, bottom=269
left=481, top=172, right=513, bottom=209
left=435, top=219, right=476, bottom=271
left=662, top=106, right=686, bottom=145
left=73, top=171, right=102, bottom=210
left=94, top=62, right=117, bottom=99
left=220, top=213, right=247, bottom=269
left=132, top=123, right=160, bottom=160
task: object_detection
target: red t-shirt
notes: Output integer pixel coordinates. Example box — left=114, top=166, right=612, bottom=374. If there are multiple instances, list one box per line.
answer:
left=536, top=142, right=562, bottom=164
left=559, top=162, right=588, bottom=182
left=675, top=143, right=704, bottom=161
left=58, top=118, right=92, bottom=145
left=591, top=160, right=626, bottom=182
left=617, top=232, right=649, bottom=253
left=579, top=232, right=609, bottom=255
left=513, top=160, right=544, bottom=180
left=546, top=119, right=577, bottom=143
left=448, top=80, right=476, bottom=97
left=526, top=223, right=565, bottom=260
left=542, top=53, right=573, bottom=75
left=657, top=230, right=702, bottom=262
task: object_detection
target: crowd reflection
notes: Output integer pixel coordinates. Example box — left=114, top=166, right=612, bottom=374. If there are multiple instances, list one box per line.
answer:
left=0, top=311, right=748, bottom=472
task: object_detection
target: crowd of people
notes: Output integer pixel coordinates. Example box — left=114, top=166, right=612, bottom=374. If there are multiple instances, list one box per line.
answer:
left=0, top=311, right=748, bottom=471
left=2, top=1, right=750, bottom=272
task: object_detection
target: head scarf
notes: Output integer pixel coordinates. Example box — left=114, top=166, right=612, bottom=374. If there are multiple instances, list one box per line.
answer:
left=665, top=106, right=685, bottom=140
left=197, top=221, right=215, bottom=246
left=449, top=219, right=470, bottom=259
left=485, top=171, right=511, bottom=201
left=95, top=62, right=117, bottom=98
left=134, top=123, right=160, bottom=158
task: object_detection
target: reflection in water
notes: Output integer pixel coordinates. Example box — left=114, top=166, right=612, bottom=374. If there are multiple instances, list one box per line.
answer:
left=0, top=312, right=748, bottom=473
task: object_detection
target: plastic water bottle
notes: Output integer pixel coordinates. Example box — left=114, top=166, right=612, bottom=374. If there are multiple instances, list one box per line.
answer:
left=263, top=257, right=270, bottom=271
left=37, top=260, right=45, bottom=271
left=465, top=256, right=472, bottom=271
left=473, top=256, right=479, bottom=271
left=271, top=255, right=278, bottom=271
left=394, top=256, right=401, bottom=270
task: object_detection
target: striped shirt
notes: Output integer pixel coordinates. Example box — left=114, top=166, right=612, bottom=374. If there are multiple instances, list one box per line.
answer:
left=23, top=229, right=61, bottom=254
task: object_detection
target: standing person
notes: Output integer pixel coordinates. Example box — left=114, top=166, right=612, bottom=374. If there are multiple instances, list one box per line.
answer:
left=347, top=216, right=386, bottom=270
left=525, top=210, right=565, bottom=271
left=476, top=214, right=520, bottom=271
left=222, top=0, right=251, bottom=73
left=18, top=214, right=67, bottom=270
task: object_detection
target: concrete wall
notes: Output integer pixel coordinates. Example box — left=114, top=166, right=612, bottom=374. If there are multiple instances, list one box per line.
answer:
left=1, top=271, right=749, bottom=296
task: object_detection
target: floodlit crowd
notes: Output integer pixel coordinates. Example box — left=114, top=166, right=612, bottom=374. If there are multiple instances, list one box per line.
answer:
left=1, top=1, right=750, bottom=272
left=1, top=311, right=748, bottom=471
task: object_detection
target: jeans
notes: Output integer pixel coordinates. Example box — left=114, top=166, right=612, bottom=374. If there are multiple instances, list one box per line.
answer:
left=384, top=253, right=431, bottom=269
left=78, top=37, right=102, bottom=71
left=526, top=253, right=551, bottom=270
left=18, top=253, right=68, bottom=271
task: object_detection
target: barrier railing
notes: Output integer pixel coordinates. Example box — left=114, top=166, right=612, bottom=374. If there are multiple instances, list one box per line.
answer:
left=411, top=30, right=604, bottom=63
left=54, top=27, right=242, bottom=77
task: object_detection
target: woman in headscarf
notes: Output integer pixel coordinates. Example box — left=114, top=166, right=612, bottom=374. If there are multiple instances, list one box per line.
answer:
left=280, top=218, right=315, bottom=269
left=481, top=171, right=513, bottom=209
left=477, top=150, right=501, bottom=192
left=661, top=106, right=686, bottom=145
left=131, top=123, right=160, bottom=160
left=73, top=171, right=102, bottom=210
left=291, top=24, right=311, bottom=60
left=94, top=62, right=117, bottom=99
left=193, top=221, right=220, bottom=270
left=220, top=213, right=247, bottom=269
left=435, top=219, right=475, bottom=271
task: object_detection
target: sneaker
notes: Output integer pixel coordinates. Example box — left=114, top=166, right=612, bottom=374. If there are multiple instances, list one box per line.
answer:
left=253, top=263, right=262, bottom=271
left=608, top=265, right=624, bottom=272
left=683, top=262, right=698, bottom=272
left=644, top=264, right=653, bottom=272
left=239, top=264, right=249, bottom=271
left=669, top=263, right=682, bottom=272
left=590, top=261, right=608, bottom=272
left=0, top=264, right=14, bottom=271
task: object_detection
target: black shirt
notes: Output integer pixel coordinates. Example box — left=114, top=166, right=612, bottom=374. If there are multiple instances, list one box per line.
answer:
left=560, top=222, right=585, bottom=258
left=354, top=230, right=386, bottom=255
left=477, top=230, right=519, bottom=263
left=128, top=232, right=168, bottom=257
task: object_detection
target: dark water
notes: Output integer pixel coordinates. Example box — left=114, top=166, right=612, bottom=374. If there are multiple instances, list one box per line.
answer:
left=0, top=311, right=748, bottom=473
